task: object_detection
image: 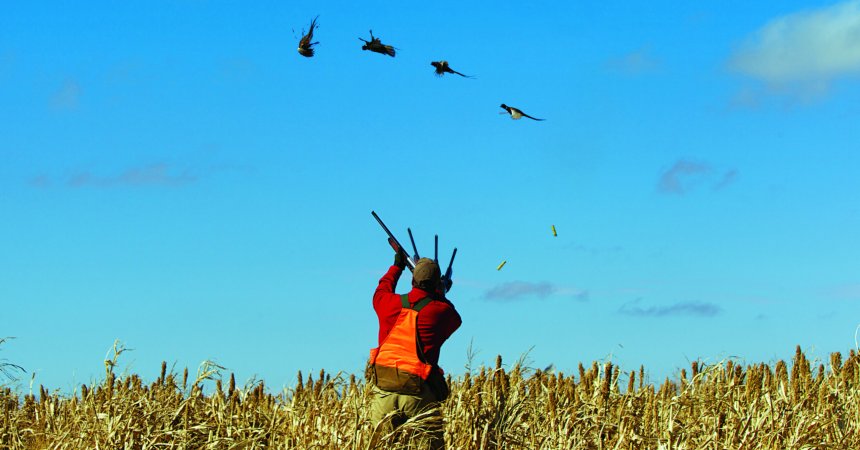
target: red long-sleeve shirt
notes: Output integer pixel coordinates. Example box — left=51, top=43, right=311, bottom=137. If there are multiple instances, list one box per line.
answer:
left=373, top=265, right=462, bottom=368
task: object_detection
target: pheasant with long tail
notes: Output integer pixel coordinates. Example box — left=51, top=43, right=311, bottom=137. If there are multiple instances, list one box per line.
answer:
left=297, top=16, right=319, bottom=57
left=500, top=103, right=545, bottom=121
left=431, top=60, right=474, bottom=78
left=359, top=30, right=396, bottom=57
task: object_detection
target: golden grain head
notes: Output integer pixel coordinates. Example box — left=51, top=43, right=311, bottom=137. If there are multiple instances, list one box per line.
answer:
left=1, top=347, right=859, bottom=449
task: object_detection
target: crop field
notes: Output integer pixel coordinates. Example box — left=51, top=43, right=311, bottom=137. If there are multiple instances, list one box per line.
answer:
left=1, top=346, right=858, bottom=449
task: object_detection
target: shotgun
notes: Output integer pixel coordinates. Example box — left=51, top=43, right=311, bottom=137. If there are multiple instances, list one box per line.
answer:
left=371, top=211, right=457, bottom=292
left=441, top=248, right=457, bottom=293
left=371, top=211, right=416, bottom=271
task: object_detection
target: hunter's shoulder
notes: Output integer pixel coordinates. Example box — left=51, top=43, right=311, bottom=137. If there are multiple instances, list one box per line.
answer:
left=429, top=297, right=457, bottom=311
left=430, top=297, right=462, bottom=328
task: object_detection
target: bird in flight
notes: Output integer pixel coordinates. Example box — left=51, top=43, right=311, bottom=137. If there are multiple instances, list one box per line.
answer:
left=500, top=104, right=545, bottom=121
left=431, top=61, right=474, bottom=78
left=297, top=16, right=319, bottom=57
left=359, top=30, right=396, bottom=57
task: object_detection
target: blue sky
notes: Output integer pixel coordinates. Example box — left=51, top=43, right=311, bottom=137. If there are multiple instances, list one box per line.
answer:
left=2, top=0, right=859, bottom=392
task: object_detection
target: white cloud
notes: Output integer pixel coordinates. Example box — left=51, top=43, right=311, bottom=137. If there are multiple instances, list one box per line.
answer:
left=730, top=1, right=860, bottom=91
left=28, top=175, right=52, bottom=188
left=28, top=161, right=252, bottom=190
left=822, top=283, right=860, bottom=299
left=658, top=160, right=738, bottom=194
left=658, top=160, right=711, bottom=194
left=713, top=169, right=739, bottom=191
left=67, top=163, right=195, bottom=188
left=619, top=299, right=721, bottom=318
left=483, top=281, right=588, bottom=302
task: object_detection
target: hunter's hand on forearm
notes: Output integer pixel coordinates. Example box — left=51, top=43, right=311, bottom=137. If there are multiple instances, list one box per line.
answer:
left=442, top=276, right=453, bottom=293
left=393, top=251, right=407, bottom=269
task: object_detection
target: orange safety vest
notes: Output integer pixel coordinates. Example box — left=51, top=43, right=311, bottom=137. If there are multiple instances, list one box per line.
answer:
left=369, top=295, right=435, bottom=394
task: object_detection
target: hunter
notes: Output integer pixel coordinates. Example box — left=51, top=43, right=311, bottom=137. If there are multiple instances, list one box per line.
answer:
left=368, top=249, right=462, bottom=449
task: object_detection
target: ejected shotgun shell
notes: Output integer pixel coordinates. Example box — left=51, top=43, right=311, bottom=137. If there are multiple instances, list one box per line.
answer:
left=552, top=225, right=557, bottom=237
left=497, top=260, right=507, bottom=271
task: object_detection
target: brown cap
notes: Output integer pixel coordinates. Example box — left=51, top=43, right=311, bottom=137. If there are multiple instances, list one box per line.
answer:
left=412, top=258, right=441, bottom=291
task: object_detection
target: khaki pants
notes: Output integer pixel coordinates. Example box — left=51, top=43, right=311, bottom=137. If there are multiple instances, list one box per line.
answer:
left=369, top=384, right=445, bottom=450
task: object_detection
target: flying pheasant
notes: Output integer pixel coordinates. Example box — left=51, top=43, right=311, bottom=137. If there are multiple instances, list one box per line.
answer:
left=431, top=60, right=474, bottom=78
left=297, top=16, right=319, bottom=57
left=500, top=104, right=545, bottom=121
left=359, top=30, right=396, bottom=57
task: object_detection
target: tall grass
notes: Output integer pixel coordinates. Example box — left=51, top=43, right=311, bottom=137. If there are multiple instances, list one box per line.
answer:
left=1, top=345, right=859, bottom=449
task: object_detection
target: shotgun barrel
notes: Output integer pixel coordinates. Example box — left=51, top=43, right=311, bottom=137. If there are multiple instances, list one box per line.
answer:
left=445, top=248, right=457, bottom=277
left=371, top=211, right=416, bottom=271
left=442, top=248, right=457, bottom=293
left=407, top=228, right=420, bottom=261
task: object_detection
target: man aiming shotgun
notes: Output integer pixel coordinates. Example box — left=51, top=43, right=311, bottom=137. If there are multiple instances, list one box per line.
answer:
left=368, top=212, right=462, bottom=449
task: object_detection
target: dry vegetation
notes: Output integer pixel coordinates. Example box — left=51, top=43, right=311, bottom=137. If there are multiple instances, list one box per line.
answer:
left=1, top=345, right=859, bottom=449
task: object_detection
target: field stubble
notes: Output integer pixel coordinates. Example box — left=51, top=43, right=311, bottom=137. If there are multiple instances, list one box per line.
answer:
left=1, top=345, right=859, bottom=449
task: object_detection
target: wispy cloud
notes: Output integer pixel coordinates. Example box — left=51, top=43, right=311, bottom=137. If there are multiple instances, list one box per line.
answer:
left=658, top=160, right=738, bottom=194
left=729, top=0, right=860, bottom=101
left=605, top=47, right=661, bottom=74
left=658, top=160, right=711, bottom=194
left=483, top=281, right=588, bottom=302
left=817, top=311, right=839, bottom=319
left=713, top=169, right=739, bottom=191
left=29, top=162, right=253, bottom=189
left=67, top=163, right=195, bottom=188
left=51, top=79, right=81, bottom=110
left=27, top=175, right=52, bottom=188
left=619, top=299, right=721, bottom=317
left=822, top=283, right=860, bottom=300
